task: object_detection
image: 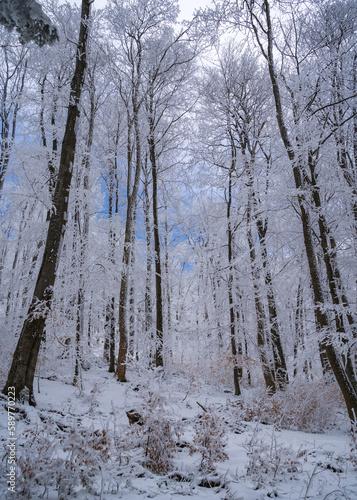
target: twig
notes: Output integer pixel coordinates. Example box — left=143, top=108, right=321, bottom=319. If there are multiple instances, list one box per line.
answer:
left=196, top=402, right=208, bottom=413
left=323, top=490, right=349, bottom=499
left=304, top=465, right=321, bottom=500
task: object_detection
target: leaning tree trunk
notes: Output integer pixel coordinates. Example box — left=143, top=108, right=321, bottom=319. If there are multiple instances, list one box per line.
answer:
left=3, top=0, right=91, bottom=405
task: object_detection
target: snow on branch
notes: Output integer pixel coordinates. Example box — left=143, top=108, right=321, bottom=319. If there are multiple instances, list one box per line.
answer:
left=0, top=0, right=58, bottom=46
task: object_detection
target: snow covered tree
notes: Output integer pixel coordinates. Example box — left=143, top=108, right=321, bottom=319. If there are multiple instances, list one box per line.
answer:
left=0, top=0, right=58, bottom=46
left=239, top=0, right=357, bottom=423
left=0, top=29, right=29, bottom=195
left=3, top=0, right=92, bottom=404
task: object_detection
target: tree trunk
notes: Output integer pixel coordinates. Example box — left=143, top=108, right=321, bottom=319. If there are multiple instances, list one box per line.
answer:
left=73, top=82, right=95, bottom=385
left=148, top=104, right=164, bottom=368
left=227, top=164, right=241, bottom=396
left=107, top=118, right=120, bottom=373
left=39, top=76, right=57, bottom=197
left=73, top=287, right=84, bottom=390
left=255, top=216, right=288, bottom=389
left=143, top=159, right=154, bottom=366
left=3, top=0, right=92, bottom=405
left=117, top=201, right=135, bottom=382
left=116, top=75, right=142, bottom=382
left=211, top=273, right=223, bottom=351
left=246, top=207, right=276, bottom=392
left=245, top=151, right=276, bottom=391
left=128, top=234, right=136, bottom=360
left=164, top=207, right=172, bottom=358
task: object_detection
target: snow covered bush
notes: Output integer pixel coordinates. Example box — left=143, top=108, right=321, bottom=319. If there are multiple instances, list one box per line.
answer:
left=236, top=380, right=343, bottom=431
left=142, top=414, right=178, bottom=474
left=126, top=391, right=181, bottom=475
left=16, top=420, right=114, bottom=497
left=243, top=426, right=302, bottom=488
left=15, top=425, right=60, bottom=497
left=190, top=404, right=228, bottom=471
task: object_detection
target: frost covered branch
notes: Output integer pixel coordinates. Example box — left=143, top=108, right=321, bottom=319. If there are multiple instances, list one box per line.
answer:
left=0, top=0, right=58, bottom=46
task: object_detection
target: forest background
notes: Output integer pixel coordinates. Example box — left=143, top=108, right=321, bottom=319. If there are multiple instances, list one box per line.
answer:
left=0, top=0, right=357, bottom=450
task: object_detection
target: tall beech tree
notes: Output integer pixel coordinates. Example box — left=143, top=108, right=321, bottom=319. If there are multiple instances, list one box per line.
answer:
left=144, top=22, right=197, bottom=367
left=108, top=0, right=150, bottom=382
left=108, top=0, right=185, bottom=381
left=3, top=0, right=92, bottom=404
left=199, top=45, right=289, bottom=393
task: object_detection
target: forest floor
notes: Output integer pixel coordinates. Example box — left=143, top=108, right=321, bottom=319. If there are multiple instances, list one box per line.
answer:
left=1, top=356, right=357, bottom=499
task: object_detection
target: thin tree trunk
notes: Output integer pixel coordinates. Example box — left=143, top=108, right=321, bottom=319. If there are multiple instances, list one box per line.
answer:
left=106, top=162, right=115, bottom=370
left=3, top=0, right=92, bottom=404
left=0, top=229, right=9, bottom=286
left=227, top=164, right=241, bottom=396
left=74, top=288, right=84, bottom=390
left=211, top=273, right=223, bottom=350
left=104, top=303, right=111, bottom=362
left=39, top=76, right=57, bottom=198
left=255, top=216, right=288, bottom=389
left=109, top=296, right=116, bottom=372
left=106, top=118, right=120, bottom=372
left=244, top=149, right=276, bottom=391
left=116, top=69, right=143, bottom=381
left=246, top=205, right=276, bottom=392
left=148, top=105, right=164, bottom=368
left=73, top=82, right=95, bottom=384
left=143, top=159, right=154, bottom=366
left=164, top=208, right=172, bottom=353
left=241, top=137, right=288, bottom=389
left=128, top=234, right=136, bottom=359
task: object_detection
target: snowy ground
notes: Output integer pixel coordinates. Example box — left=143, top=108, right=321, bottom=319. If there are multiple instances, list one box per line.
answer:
left=1, top=359, right=356, bottom=499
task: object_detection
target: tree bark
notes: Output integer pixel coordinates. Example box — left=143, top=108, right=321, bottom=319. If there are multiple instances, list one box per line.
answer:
left=255, top=216, right=288, bottom=389
left=246, top=196, right=276, bottom=392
